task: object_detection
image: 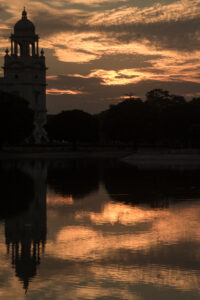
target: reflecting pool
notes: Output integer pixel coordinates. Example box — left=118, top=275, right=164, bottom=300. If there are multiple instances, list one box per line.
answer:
left=1, top=159, right=200, bottom=299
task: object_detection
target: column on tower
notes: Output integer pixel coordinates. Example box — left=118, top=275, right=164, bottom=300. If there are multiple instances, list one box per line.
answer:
left=11, top=40, right=14, bottom=55
left=36, top=40, right=39, bottom=56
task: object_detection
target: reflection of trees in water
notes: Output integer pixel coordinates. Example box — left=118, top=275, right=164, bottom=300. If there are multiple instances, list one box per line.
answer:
left=48, top=160, right=99, bottom=199
left=48, top=159, right=200, bottom=207
left=102, top=162, right=200, bottom=207
left=0, top=160, right=47, bottom=293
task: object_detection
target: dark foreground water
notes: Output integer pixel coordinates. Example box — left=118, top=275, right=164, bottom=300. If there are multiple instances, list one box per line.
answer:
left=1, top=159, right=200, bottom=299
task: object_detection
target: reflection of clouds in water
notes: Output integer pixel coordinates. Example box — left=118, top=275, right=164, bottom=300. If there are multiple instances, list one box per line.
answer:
left=76, top=201, right=200, bottom=242
left=72, top=285, right=141, bottom=300
left=76, top=202, right=169, bottom=225
left=0, top=275, right=27, bottom=300
left=91, top=265, right=200, bottom=293
left=43, top=209, right=200, bottom=295
left=47, top=226, right=101, bottom=260
left=47, top=188, right=73, bottom=206
left=45, top=226, right=160, bottom=260
left=46, top=202, right=200, bottom=263
left=29, top=268, right=141, bottom=300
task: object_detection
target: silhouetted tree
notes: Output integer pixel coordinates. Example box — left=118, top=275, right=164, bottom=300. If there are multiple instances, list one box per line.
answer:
left=186, top=98, right=200, bottom=147
left=144, top=90, right=189, bottom=146
left=190, top=97, right=200, bottom=105
left=146, top=88, right=171, bottom=102
left=101, top=98, right=146, bottom=145
left=99, top=89, right=200, bottom=148
left=46, top=89, right=200, bottom=149
left=47, top=110, right=99, bottom=148
left=0, top=91, right=34, bottom=145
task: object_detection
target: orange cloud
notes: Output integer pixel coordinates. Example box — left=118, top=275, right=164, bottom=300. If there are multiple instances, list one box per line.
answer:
left=89, top=0, right=200, bottom=25
left=46, top=88, right=85, bottom=95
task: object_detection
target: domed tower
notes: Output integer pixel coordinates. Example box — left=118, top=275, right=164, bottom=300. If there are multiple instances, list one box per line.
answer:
left=3, top=8, right=47, bottom=143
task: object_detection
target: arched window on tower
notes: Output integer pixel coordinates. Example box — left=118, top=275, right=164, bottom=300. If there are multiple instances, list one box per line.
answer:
left=31, top=43, right=36, bottom=56
left=14, top=42, right=20, bottom=56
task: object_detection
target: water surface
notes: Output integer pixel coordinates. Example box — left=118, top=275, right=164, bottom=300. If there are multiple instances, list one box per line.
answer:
left=0, top=159, right=200, bottom=299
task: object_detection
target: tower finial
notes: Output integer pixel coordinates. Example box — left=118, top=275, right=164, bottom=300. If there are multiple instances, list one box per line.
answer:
left=22, top=7, right=27, bottom=19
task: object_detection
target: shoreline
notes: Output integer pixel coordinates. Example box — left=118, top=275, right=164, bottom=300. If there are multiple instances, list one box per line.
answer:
left=0, top=150, right=131, bottom=160
left=1, top=148, right=200, bottom=168
left=122, top=152, right=200, bottom=169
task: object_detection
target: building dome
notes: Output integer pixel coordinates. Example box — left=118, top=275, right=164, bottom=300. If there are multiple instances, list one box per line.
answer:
left=14, top=9, right=35, bottom=36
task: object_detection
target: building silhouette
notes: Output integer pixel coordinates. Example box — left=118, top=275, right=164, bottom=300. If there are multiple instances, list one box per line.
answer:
left=0, top=8, right=47, bottom=143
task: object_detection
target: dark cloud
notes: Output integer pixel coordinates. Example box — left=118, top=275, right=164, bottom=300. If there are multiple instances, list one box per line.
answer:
left=47, top=73, right=200, bottom=114
left=91, top=53, right=160, bottom=71
left=31, top=5, right=200, bottom=53
left=106, top=18, right=200, bottom=52
left=32, top=10, right=90, bottom=37
left=0, top=5, right=12, bottom=20
left=48, top=74, right=102, bottom=90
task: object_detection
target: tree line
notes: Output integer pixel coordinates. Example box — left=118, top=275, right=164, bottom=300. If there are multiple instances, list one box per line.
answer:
left=1, top=89, right=200, bottom=148
left=47, top=89, right=200, bottom=148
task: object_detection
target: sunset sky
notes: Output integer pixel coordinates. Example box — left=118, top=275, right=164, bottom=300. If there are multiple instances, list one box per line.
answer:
left=0, top=0, right=200, bottom=113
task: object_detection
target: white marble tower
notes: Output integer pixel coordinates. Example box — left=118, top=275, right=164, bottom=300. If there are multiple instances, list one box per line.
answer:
left=0, top=8, right=47, bottom=143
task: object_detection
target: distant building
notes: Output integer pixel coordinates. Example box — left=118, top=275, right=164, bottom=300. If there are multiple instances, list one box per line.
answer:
left=0, top=8, right=47, bottom=143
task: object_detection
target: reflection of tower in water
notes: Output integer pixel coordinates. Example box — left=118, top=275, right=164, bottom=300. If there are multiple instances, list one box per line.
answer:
left=4, top=160, right=47, bottom=292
